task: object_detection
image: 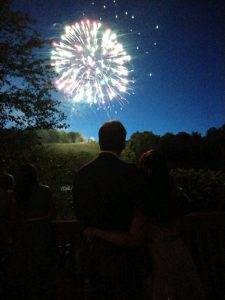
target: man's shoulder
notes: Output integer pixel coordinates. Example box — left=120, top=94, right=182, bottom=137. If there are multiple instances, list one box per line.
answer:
left=75, top=157, right=98, bottom=176
left=75, top=155, right=139, bottom=178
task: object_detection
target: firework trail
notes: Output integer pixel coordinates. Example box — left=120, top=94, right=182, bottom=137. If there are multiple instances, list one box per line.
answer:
left=51, top=19, right=132, bottom=106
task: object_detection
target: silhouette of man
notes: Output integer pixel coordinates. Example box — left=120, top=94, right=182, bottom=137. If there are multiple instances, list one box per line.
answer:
left=73, top=120, right=147, bottom=300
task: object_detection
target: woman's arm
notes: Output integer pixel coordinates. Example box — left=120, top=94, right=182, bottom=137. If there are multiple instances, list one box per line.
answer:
left=84, top=212, right=146, bottom=247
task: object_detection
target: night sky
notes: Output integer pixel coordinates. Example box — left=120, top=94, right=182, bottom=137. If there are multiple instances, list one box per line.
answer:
left=12, top=0, right=224, bottom=139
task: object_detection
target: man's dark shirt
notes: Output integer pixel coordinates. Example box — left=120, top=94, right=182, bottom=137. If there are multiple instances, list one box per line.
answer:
left=72, top=152, right=151, bottom=300
left=73, top=152, right=146, bottom=232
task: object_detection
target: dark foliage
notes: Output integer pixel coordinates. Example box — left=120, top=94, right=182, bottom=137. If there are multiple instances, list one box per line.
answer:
left=171, top=169, right=225, bottom=212
left=0, top=0, right=67, bottom=129
left=0, top=128, right=41, bottom=173
left=127, top=124, right=225, bottom=171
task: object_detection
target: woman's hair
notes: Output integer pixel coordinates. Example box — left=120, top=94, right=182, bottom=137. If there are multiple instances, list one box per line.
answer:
left=139, top=150, right=176, bottom=223
left=140, top=150, right=190, bottom=222
left=139, top=149, right=168, bottom=177
left=15, top=164, right=38, bottom=209
left=16, top=164, right=37, bottom=184
left=0, top=173, right=14, bottom=190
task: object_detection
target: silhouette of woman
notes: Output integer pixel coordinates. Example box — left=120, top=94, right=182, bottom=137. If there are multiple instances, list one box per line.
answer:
left=0, top=173, right=14, bottom=263
left=6, top=164, right=57, bottom=300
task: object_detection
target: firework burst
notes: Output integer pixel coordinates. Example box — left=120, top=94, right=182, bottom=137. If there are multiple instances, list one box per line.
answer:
left=51, top=19, right=132, bottom=106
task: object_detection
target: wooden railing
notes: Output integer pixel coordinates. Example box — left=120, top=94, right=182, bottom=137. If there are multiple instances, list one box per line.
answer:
left=181, top=212, right=225, bottom=300
left=51, top=220, right=84, bottom=300
left=52, top=212, right=225, bottom=300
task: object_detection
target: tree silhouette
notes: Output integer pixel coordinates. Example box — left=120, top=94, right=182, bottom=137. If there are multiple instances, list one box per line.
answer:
left=0, top=0, right=67, bottom=129
left=126, top=124, right=225, bottom=171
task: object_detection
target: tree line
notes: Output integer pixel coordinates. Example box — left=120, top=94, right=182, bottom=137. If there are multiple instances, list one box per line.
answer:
left=0, top=0, right=67, bottom=130
left=36, top=129, right=85, bottom=143
left=125, top=124, right=225, bottom=171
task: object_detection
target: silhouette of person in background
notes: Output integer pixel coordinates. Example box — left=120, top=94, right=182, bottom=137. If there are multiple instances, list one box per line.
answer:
left=73, top=120, right=150, bottom=300
left=5, top=164, right=57, bottom=300
left=15, top=164, right=54, bottom=222
left=0, top=173, right=14, bottom=264
left=85, top=150, right=207, bottom=300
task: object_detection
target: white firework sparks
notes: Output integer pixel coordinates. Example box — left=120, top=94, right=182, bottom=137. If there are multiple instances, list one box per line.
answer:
left=51, top=19, right=132, bottom=106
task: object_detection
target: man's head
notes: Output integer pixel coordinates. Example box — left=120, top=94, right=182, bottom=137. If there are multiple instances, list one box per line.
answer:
left=98, top=120, right=127, bottom=155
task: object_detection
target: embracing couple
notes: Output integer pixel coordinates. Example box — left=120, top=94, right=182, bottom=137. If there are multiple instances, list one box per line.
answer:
left=73, top=120, right=206, bottom=300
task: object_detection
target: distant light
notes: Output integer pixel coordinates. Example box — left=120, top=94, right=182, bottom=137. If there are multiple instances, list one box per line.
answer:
left=149, top=73, right=152, bottom=77
left=61, top=185, right=72, bottom=192
left=137, top=32, right=141, bottom=35
left=130, top=29, right=133, bottom=32
left=103, top=5, right=106, bottom=9
left=131, top=15, right=135, bottom=19
left=115, top=15, right=118, bottom=19
left=154, top=42, right=157, bottom=46
left=155, top=25, right=159, bottom=29
left=136, top=46, right=139, bottom=50
left=125, top=11, right=128, bottom=15
left=91, top=2, right=95, bottom=5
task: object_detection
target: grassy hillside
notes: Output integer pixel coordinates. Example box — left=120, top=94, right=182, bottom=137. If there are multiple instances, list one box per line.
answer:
left=39, top=142, right=99, bottom=184
left=43, top=142, right=100, bottom=157
left=36, top=142, right=99, bottom=219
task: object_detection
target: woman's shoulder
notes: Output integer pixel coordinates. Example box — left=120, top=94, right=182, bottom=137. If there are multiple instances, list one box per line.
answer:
left=36, top=183, right=50, bottom=190
left=35, top=184, right=51, bottom=196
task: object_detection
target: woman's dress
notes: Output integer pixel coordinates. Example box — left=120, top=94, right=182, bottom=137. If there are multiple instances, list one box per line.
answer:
left=143, top=179, right=207, bottom=300
left=146, top=221, right=207, bottom=300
